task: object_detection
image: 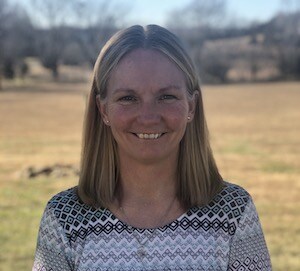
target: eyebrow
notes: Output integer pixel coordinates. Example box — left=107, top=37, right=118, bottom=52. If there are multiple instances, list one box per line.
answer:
left=158, top=85, right=183, bottom=92
left=112, top=85, right=183, bottom=94
left=111, top=88, right=135, bottom=94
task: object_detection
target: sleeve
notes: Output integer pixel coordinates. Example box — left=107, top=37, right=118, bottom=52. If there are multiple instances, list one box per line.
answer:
left=32, top=205, right=75, bottom=271
left=227, top=197, right=272, bottom=271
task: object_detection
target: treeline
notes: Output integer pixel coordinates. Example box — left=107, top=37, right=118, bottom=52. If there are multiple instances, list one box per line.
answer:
left=172, top=11, right=300, bottom=83
left=0, top=0, right=120, bottom=85
left=0, top=0, right=299, bottom=86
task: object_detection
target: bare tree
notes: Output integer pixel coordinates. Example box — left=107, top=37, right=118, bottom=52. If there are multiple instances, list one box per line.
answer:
left=167, top=0, right=227, bottom=29
left=167, top=0, right=229, bottom=83
left=30, top=0, right=128, bottom=78
left=0, top=0, right=10, bottom=89
left=71, top=0, right=126, bottom=67
left=30, top=0, right=73, bottom=79
left=72, top=0, right=123, bottom=28
left=0, top=0, right=33, bottom=88
left=31, top=0, right=71, bottom=28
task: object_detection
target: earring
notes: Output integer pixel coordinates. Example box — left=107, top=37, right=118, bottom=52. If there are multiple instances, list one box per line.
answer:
left=187, top=116, right=191, bottom=121
left=104, top=119, right=109, bottom=124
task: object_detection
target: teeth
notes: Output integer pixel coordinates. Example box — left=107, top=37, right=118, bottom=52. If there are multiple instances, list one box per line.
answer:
left=136, top=133, right=162, bottom=139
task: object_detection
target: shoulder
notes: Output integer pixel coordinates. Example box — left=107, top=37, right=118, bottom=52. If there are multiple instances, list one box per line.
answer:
left=46, top=186, right=85, bottom=215
left=205, top=181, right=251, bottom=211
left=47, top=186, right=78, bottom=203
left=215, top=181, right=251, bottom=209
left=188, top=181, right=252, bottom=235
left=215, top=181, right=252, bottom=215
left=45, top=187, right=107, bottom=240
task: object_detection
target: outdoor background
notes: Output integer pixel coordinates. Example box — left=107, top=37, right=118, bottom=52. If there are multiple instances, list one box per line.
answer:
left=0, top=0, right=299, bottom=270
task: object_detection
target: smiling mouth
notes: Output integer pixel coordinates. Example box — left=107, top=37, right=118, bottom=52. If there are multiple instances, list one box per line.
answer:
left=134, top=133, right=164, bottom=139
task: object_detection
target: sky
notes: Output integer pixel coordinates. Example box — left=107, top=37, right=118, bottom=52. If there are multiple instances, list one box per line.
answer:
left=125, top=0, right=283, bottom=26
left=13, top=0, right=289, bottom=27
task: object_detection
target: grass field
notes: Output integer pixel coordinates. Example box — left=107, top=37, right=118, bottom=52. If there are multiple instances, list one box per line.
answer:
left=0, top=78, right=299, bottom=270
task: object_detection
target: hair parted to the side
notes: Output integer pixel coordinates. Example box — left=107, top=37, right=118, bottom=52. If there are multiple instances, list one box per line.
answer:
left=78, top=24, right=223, bottom=208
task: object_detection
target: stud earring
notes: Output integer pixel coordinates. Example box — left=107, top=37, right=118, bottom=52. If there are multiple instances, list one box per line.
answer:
left=187, top=116, right=191, bottom=121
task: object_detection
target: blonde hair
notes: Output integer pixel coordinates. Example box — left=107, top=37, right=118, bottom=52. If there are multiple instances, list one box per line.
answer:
left=78, top=25, right=223, bottom=208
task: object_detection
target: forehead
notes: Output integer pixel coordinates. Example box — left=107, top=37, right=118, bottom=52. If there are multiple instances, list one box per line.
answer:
left=107, top=49, right=186, bottom=91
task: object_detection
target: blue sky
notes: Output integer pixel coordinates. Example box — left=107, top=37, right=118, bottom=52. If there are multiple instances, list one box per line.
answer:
left=15, top=0, right=287, bottom=27
left=126, top=0, right=283, bottom=26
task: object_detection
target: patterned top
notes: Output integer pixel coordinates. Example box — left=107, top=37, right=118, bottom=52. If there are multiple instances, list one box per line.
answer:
left=32, top=182, right=272, bottom=271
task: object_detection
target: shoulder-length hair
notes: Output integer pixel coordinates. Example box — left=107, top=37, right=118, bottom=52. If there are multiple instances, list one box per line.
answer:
left=78, top=24, right=223, bottom=208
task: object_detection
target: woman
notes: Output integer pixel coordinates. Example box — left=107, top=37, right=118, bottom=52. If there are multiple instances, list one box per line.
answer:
left=33, top=25, right=272, bottom=270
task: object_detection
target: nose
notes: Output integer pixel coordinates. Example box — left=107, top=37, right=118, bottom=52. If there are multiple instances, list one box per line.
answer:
left=136, top=101, right=161, bottom=125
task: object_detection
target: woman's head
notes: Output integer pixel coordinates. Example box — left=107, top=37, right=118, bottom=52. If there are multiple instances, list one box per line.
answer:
left=78, top=25, right=223, bottom=208
left=98, top=48, right=197, bottom=166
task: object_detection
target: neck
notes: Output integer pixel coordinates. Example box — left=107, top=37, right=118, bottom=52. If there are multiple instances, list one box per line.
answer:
left=117, top=157, right=178, bottom=206
left=110, top=151, right=184, bottom=229
left=117, top=151, right=177, bottom=204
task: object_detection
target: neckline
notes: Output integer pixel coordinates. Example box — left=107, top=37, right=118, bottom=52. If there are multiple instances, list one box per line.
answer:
left=105, top=207, right=190, bottom=231
left=100, top=183, right=230, bottom=231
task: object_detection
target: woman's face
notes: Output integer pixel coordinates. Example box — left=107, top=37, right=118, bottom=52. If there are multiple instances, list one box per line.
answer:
left=98, top=48, right=196, bottom=165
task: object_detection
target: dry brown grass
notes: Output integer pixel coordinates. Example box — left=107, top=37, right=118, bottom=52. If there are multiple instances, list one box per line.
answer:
left=203, top=82, right=300, bottom=270
left=0, top=81, right=87, bottom=176
left=0, top=78, right=299, bottom=270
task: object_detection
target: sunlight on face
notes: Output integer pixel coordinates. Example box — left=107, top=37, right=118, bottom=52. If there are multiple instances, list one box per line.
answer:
left=99, top=49, right=196, bottom=164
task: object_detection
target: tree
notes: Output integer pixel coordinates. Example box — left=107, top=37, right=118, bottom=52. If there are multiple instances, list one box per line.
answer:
left=71, top=0, right=125, bottom=67
left=30, top=0, right=72, bottom=79
left=167, top=0, right=229, bottom=83
left=263, top=11, right=300, bottom=79
left=0, top=0, right=10, bottom=88
left=167, top=0, right=227, bottom=29
left=0, top=0, right=33, bottom=88
left=30, top=0, right=126, bottom=78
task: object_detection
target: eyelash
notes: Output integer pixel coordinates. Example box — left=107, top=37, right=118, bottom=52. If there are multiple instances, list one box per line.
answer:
left=118, top=96, right=136, bottom=102
left=159, top=94, right=177, bottom=100
left=117, top=94, right=177, bottom=103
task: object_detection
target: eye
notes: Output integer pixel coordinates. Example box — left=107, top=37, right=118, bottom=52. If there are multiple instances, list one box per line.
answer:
left=159, top=94, right=177, bottom=101
left=118, top=95, right=137, bottom=102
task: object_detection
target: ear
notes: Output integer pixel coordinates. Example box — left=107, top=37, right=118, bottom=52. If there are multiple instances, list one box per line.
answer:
left=187, top=90, right=198, bottom=122
left=96, top=95, right=110, bottom=125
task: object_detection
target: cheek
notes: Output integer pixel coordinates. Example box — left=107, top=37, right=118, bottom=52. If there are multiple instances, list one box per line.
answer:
left=106, top=104, right=136, bottom=127
left=163, top=102, right=189, bottom=123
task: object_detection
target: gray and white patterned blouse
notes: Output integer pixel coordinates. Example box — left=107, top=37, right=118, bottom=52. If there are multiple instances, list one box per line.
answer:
left=32, top=182, right=272, bottom=270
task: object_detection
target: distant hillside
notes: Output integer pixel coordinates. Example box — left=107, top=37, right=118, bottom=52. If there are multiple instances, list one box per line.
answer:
left=174, top=12, right=300, bottom=83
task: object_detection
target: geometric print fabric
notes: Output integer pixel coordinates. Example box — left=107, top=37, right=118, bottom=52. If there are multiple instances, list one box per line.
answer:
left=33, top=182, right=272, bottom=270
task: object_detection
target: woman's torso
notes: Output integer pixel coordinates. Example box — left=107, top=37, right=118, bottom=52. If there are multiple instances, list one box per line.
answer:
left=44, top=183, right=251, bottom=271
